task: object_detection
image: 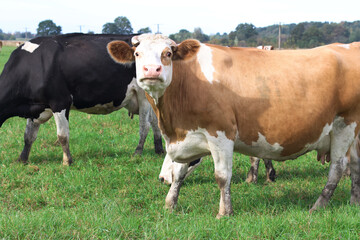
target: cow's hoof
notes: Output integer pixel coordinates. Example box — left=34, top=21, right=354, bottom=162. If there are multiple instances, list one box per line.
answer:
left=155, top=148, right=165, bottom=155
left=17, top=157, right=28, bottom=165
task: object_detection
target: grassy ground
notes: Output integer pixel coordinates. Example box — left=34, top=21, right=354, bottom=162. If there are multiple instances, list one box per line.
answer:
left=0, top=46, right=359, bottom=239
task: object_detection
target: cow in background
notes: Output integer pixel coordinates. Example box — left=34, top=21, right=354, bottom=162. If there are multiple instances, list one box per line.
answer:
left=0, top=41, right=2, bottom=52
left=0, top=33, right=164, bottom=166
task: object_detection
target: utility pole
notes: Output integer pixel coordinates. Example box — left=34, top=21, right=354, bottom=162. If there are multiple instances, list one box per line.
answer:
left=278, top=22, right=281, bottom=49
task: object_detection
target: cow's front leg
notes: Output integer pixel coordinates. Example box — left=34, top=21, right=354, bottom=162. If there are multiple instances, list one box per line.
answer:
left=149, top=108, right=164, bottom=154
left=165, top=158, right=188, bottom=211
left=53, top=109, right=72, bottom=165
left=18, top=109, right=53, bottom=164
left=134, top=96, right=150, bottom=155
left=18, top=119, right=41, bottom=164
left=209, top=135, right=234, bottom=218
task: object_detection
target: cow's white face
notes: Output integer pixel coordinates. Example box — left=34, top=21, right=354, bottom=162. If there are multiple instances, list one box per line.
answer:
left=132, top=35, right=176, bottom=103
left=107, top=34, right=201, bottom=103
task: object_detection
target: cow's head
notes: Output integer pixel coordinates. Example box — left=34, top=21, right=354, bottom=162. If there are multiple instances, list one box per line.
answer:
left=107, top=34, right=201, bottom=103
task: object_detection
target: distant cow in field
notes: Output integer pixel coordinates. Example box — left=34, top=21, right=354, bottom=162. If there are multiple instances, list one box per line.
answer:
left=257, top=45, right=274, bottom=50
left=0, top=33, right=163, bottom=166
left=108, top=34, right=360, bottom=218
left=0, top=41, right=2, bottom=52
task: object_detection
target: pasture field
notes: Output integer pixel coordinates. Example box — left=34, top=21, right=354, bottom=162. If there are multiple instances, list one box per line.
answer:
left=0, top=47, right=359, bottom=239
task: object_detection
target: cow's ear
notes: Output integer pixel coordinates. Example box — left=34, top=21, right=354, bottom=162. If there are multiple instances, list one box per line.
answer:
left=173, top=39, right=201, bottom=60
left=107, top=40, right=135, bottom=63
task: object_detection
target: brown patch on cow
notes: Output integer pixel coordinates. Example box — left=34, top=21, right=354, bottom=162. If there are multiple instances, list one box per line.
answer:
left=149, top=41, right=360, bottom=158
left=107, top=40, right=134, bottom=63
left=173, top=39, right=201, bottom=61
left=161, top=47, right=172, bottom=66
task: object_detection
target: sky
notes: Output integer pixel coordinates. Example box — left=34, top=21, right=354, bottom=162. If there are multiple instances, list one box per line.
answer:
left=1, top=0, right=360, bottom=36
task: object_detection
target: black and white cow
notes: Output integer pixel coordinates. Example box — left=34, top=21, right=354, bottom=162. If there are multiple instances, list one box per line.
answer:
left=0, top=33, right=163, bottom=165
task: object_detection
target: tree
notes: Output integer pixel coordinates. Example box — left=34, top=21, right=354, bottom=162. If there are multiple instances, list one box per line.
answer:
left=302, top=26, right=324, bottom=48
left=37, top=20, right=62, bottom=36
left=192, top=27, right=209, bottom=42
left=102, top=16, right=133, bottom=34
left=229, top=23, right=258, bottom=46
left=169, top=29, right=192, bottom=43
left=138, top=27, right=152, bottom=34
left=290, top=23, right=305, bottom=45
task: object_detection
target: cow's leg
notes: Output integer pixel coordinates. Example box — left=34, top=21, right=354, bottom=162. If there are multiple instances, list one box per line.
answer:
left=18, top=119, right=41, bottom=164
left=53, top=109, right=72, bottom=165
left=208, top=137, right=234, bottom=218
left=246, top=156, right=260, bottom=183
left=134, top=96, right=151, bottom=155
left=349, top=139, right=360, bottom=205
left=149, top=109, right=164, bottom=154
left=264, top=159, right=276, bottom=182
left=165, top=156, right=188, bottom=211
left=310, top=120, right=356, bottom=212
left=159, top=154, right=203, bottom=185
left=18, top=109, right=53, bottom=164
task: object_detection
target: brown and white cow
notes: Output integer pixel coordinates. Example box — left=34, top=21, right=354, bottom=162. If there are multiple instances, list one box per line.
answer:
left=107, top=34, right=360, bottom=218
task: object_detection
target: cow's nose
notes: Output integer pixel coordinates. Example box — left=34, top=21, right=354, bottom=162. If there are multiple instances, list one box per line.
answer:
left=143, top=65, right=162, bottom=78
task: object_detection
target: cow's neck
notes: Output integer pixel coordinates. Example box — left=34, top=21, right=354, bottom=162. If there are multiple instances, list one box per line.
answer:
left=146, top=59, right=208, bottom=143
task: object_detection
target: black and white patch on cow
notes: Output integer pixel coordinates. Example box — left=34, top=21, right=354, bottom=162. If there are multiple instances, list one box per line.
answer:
left=0, top=33, right=164, bottom=165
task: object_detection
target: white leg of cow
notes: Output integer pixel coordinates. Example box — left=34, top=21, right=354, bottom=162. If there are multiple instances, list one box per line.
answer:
left=18, top=119, right=41, bottom=164
left=208, top=136, right=234, bottom=218
left=159, top=153, right=173, bottom=184
left=165, top=157, right=188, bottom=211
left=149, top=109, right=164, bottom=154
left=349, top=141, right=360, bottom=205
left=246, top=156, right=260, bottom=183
left=310, top=121, right=356, bottom=212
left=53, top=110, right=72, bottom=165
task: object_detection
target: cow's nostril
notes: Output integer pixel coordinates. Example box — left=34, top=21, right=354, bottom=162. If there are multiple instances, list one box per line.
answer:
left=156, top=66, right=162, bottom=72
left=159, top=177, right=165, bottom=183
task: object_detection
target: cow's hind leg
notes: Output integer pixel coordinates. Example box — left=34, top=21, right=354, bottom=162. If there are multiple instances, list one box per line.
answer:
left=246, top=157, right=260, bottom=183
left=349, top=138, right=360, bottom=205
left=310, top=119, right=356, bottom=212
left=53, top=109, right=72, bottom=165
left=18, top=109, right=53, bottom=164
left=264, top=159, right=276, bottom=182
left=208, top=135, right=234, bottom=218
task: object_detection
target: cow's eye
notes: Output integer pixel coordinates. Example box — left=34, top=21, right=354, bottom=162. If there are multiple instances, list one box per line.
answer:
left=135, top=52, right=139, bottom=57
left=166, top=52, right=172, bottom=57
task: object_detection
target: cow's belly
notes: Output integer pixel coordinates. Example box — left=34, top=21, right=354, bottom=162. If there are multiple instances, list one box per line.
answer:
left=71, top=78, right=139, bottom=115
left=165, top=128, right=211, bottom=163
left=72, top=102, right=122, bottom=114
left=234, top=122, right=332, bottom=160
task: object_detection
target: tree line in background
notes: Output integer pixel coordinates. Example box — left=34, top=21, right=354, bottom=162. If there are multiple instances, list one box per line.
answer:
left=1, top=16, right=360, bottom=49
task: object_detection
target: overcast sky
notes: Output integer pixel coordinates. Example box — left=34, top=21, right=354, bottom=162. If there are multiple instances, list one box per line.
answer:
left=1, top=0, right=360, bottom=36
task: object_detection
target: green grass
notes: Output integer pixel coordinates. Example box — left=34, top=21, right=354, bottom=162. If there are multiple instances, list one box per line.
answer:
left=0, top=46, right=16, bottom=73
left=1, top=47, right=360, bottom=239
